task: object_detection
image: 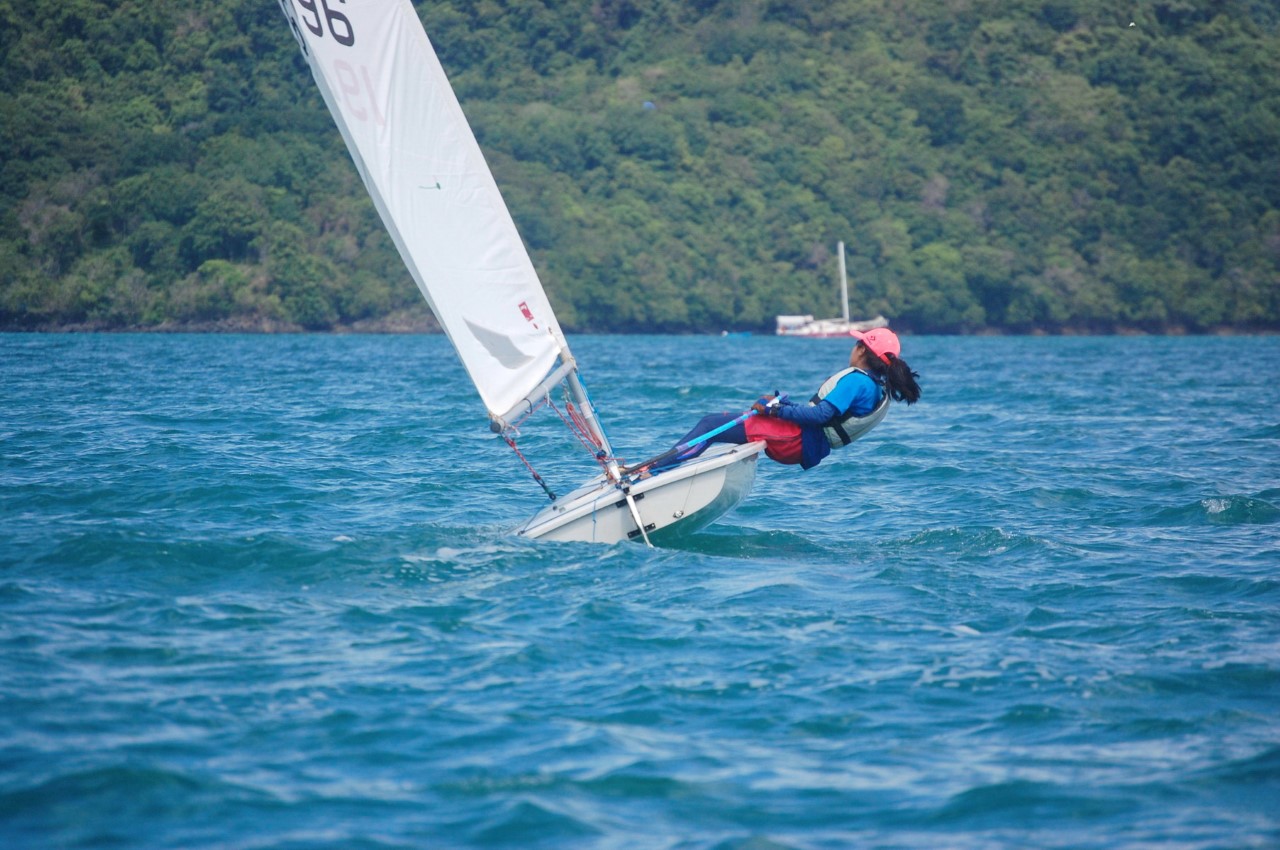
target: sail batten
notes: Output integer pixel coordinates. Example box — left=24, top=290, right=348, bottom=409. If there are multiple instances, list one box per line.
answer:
left=279, top=0, right=568, bottom=416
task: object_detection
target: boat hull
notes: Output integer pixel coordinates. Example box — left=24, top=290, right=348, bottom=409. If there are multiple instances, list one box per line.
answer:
left=775, top=314, right=890, bottom=337
left=516, top=442, right=766, bottom=544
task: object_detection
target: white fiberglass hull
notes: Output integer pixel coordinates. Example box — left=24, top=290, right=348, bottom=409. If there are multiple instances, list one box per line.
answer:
left=517, top=442, right=766, bottom=544
left=775, top=315, right=889, bottom=337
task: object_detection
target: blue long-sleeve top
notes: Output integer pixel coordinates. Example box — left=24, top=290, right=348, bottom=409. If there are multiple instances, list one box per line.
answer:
left=773, top=370, right=884, bottom=469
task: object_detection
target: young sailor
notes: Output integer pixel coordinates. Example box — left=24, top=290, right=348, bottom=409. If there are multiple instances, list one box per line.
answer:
left=667, top=328, right=921, bottom=470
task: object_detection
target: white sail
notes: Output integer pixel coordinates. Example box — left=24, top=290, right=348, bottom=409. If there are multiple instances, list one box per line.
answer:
left=279, top=0, right=566, bottom=417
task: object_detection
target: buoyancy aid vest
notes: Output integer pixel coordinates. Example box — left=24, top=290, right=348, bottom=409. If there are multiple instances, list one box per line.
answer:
left=809, top=367, right=891, bottom=449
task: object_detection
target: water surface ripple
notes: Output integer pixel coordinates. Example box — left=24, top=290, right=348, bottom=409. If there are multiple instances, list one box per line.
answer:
left=2, top=334, right=1278, bottom=849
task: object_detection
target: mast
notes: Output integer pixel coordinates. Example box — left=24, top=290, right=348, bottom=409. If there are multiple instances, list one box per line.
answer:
left=566, top=369, right=614, bottom=458
left=838, top=240, right=849, bottom=323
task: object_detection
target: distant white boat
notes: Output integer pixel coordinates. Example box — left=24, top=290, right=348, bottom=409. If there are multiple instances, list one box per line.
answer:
left=776, top=241, right=889, bottom=337
left=279, top=0, right=764, bottom=546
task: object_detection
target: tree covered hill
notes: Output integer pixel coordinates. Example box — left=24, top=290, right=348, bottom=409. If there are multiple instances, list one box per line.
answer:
left=2, top=0, right=1278, bottom=333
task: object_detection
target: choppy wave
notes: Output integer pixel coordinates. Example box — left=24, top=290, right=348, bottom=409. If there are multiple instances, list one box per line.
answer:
left=2, top=333, right=1279, bottom=849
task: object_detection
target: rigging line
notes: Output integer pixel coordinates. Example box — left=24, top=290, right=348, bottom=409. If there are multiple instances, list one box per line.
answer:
left=501, top=431, right=556, bottom=502
left=497, top=392, right=610, bottom=499
left=566, top=402, right=603, bottom=450
left=505, top=396, right=547, bottom=436
left=551, top=396, right=595, bottom=446
left=568, top=411, right=615, bottom=472
left=498, top=397, right=558, bottom=501
left=548, top=398, right=610, bottom=464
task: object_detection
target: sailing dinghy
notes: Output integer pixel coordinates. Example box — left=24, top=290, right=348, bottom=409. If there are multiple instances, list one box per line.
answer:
left=278, top=0, right=765, bottom=544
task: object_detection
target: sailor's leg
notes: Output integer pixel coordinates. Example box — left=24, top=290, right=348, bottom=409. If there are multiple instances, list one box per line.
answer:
left=671, top=413, right=748, bottom=462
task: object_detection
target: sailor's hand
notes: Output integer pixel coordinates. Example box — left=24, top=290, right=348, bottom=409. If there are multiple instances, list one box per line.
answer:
left=752, top=395, right=778, bottom=416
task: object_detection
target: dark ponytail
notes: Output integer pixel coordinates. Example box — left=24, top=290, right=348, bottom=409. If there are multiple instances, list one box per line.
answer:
left=882, top=353, right=921, bottom=404
left=861, top=344, right=921, bottom=404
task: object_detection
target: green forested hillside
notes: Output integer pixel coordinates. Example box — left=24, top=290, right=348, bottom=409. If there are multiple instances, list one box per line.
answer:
left=2, top=0, right=1278, bottom=333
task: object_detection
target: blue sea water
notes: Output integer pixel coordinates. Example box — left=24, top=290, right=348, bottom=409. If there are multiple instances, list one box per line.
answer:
left=1, top=332, right=1278, bottom=849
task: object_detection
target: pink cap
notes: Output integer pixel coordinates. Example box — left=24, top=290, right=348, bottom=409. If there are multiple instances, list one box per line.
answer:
left=852, top=327, right=901, bottom=365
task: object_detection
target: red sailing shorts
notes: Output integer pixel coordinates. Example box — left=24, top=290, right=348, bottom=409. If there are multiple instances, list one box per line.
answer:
left=743, top=416, right=804, bottom=465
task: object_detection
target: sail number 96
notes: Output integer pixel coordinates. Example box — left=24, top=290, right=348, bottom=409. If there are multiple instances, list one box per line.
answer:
left=296, top=0, right=354, bottom=46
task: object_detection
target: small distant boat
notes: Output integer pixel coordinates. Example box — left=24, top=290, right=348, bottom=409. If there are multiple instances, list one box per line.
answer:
left=776, top=242, right=889, bottom=338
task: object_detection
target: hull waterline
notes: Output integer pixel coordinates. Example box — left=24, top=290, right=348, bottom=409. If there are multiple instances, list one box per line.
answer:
left=517, top=442, right=766, bottom=544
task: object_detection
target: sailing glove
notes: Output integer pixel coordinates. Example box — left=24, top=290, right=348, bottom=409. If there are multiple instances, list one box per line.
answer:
left=752, top=396, right=779, bottom=416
